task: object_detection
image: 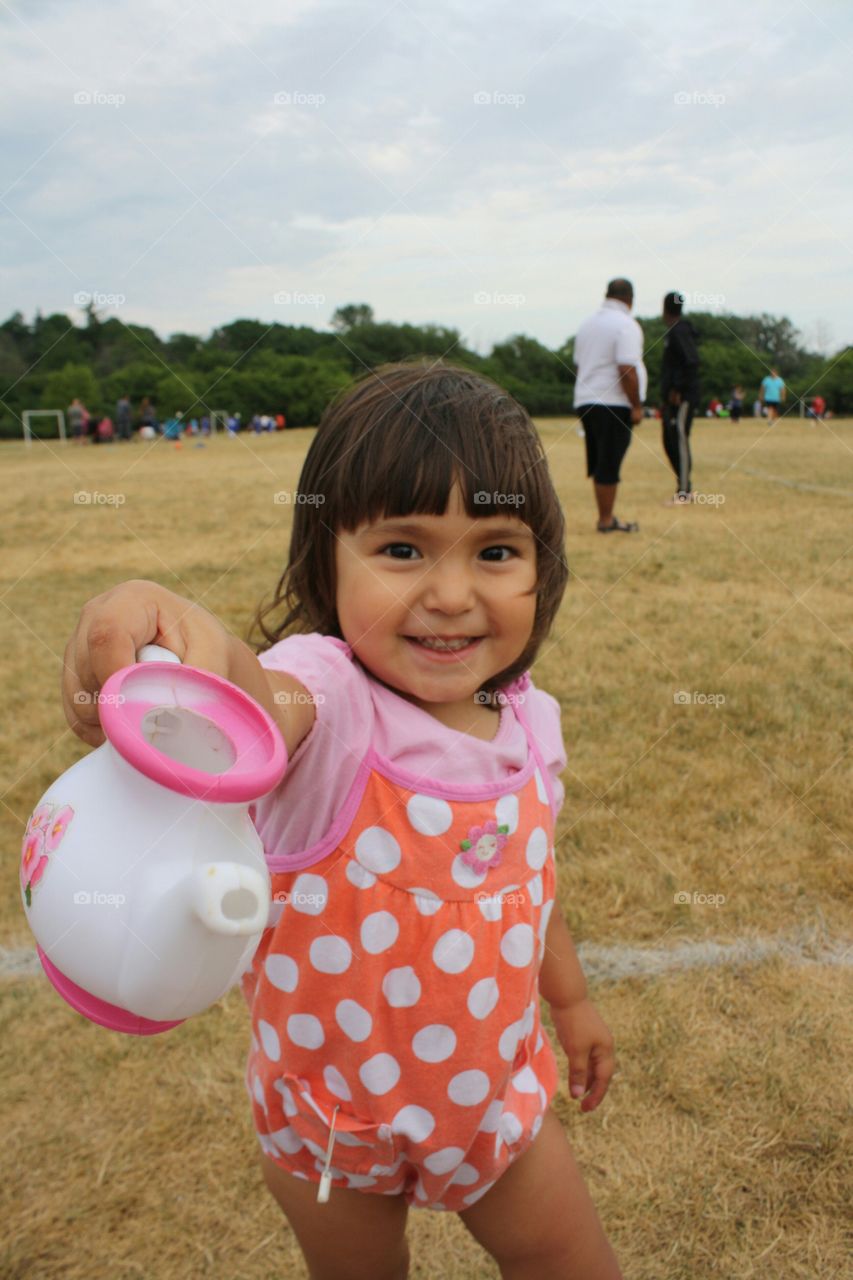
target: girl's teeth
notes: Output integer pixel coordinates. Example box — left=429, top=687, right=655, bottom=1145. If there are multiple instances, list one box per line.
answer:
left=416, top=637, right=474, bottom=651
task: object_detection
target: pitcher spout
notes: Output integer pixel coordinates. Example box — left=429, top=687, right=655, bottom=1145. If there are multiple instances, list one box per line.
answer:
left=191, top=861, right=268, bottom=936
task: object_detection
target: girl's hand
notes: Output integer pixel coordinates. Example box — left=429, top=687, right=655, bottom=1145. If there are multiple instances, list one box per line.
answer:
left=62, top=579, right=235, bottom=747
left=549, top=998, right=616, bottom=1113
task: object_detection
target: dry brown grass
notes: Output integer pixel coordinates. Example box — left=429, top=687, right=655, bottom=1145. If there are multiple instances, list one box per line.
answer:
left=2, top=416, right=852, bottom=1279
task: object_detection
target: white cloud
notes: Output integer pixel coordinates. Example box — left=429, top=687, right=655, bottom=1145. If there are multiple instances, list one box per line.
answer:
left=0, top=0, right=851, bottom=352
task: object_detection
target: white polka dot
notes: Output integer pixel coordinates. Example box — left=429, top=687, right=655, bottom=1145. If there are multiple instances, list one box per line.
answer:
left=501, top=923, right=535, bottom=967
left=346, top=861, right=376, bottom=889
left=476, top=894, right=502, bottom=922
left=286, top=1013, right=324, bottom=1049
left=499, top=1112, right=523, bottom=1144
left=449, top=1162, right=480, bottom=1186
left=448, top=1070, right=490, bottom=1106
left=527, top=873, right=543, bottom=906
left=463, top=1180, right=496, bottom=1206
left=355, top=826, right=401, bottom=874
left=539, top=899, right=554, bottom=942
left=309, top=935, right=352, bottom=973
left=360, top=1053, right=401, bottom=1095
left=495, top=792, right=519, bottom=834
left=407, top=794, right=453, bottom=836
left=361, top=910, right=399, bottom=954
left=451, top=852, right=489, bottom=889
left=433, top=929, right=475, bottom=974
left=273, top=1080, right=297, bottom=1116
left=467, top=977, right=499, bottom=1020
left=410, top=888, right=443, bottom=916
left=525, top=827, right=548, bottom=871
left=252, top=1074, right=266, bottom=1111
left=265, top=953, right=299, bottom=992
left=323, top=1064, right=352, bottom=1101
left=498, top=1018, right=523, bottom=1062
left=535, top=1031, right=544, bottom=1053
left=520, top=1001, right=536, bottom=1038
left=382, top=966, right=421, bottom=1007
left=413, top=1179, right=429, bottom=1201
left=531, top=1113, right=544, bottom=1139
left=478, top=1099, right=503, bottom=1133
left=423, top=1146, right=465, bottom=1174
left=512, top=1066, right=539, bottom=1094
left=269, top=1125, right=303, bottom=1155
left=538, top=1084, right=547, bottom=1110
left=258, top=1019, right=281, bottom=1061
left=345, top=1173, right=379, bottom=1188
left=391, top=1104, right=435, bottom=1143
left=412, top=1024, right=456, bottom=1063
left=335, top=999, right=372, bottom=1042
left=291, top=873, right=329, bottom=915
left=534, top=766, right=549, bottom=806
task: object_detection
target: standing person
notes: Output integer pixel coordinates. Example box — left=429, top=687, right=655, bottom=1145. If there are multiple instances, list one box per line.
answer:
left=660, top=291, right=700, bottom=505
left=67, top=397, right=88, bottom=445
left=139, top=396, right=159, bottom=434
left=573, top=278, right=645, bottom=533
left=728, top=386, right=744, bottom=423
left=115, top=394, right=133, bottom=441
left=759, top=368, right=786, bottom=423
left=60, top=361, right=624, bottom=1280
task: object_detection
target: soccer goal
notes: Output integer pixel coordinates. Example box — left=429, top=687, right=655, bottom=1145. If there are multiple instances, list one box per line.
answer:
left=210, top=410, right=229, bottom=434
left=22, top=410, right=66, bottom=445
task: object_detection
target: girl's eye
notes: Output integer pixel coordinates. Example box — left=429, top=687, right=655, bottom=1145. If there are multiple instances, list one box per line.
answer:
left=379, top=544, right=517, bottom=562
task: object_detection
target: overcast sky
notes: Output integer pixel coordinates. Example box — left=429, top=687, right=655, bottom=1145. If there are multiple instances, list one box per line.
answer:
left=2, top=0, right=851, bottom=355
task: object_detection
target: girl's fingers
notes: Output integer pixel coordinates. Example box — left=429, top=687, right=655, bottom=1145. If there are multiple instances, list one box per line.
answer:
left=569, top=1052, right=590, bottom=1099
left=580, top=1051, right=616, bottom=1111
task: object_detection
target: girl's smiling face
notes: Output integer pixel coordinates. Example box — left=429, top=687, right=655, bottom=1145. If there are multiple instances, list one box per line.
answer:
left=335, top=483, right=538, bottom=724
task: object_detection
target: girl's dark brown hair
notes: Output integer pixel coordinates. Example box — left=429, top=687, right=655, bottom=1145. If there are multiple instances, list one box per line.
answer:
left=249, top=358, right=569, bottom=694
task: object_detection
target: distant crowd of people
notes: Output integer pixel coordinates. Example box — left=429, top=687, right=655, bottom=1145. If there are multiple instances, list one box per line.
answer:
left=65, top=396, right=290, bottom=444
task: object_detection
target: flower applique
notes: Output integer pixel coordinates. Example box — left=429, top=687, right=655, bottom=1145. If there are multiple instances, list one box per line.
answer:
left=21, top=802, right=74, bottom=907
left=459, top=820, right=510, bottom=872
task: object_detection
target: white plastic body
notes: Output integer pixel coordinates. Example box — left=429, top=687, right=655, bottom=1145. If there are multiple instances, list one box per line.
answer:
left=26, top=742, right=270, bottom=1022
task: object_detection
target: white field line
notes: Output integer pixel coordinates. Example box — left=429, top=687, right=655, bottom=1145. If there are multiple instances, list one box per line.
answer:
left=2, top=926, right=850, bottom=985
left=734, top=467, right=853, bottom=498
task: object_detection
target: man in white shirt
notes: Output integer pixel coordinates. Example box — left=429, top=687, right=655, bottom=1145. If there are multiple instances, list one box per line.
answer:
left=573, top=279, right=646, bottom=532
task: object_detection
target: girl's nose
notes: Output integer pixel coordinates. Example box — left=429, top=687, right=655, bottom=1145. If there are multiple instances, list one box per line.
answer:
left=420, top=567, right=476, bottom=614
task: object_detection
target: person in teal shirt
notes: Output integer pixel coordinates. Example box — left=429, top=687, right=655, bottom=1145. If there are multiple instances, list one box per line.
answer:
left=760, top=370, right=786, bottom=423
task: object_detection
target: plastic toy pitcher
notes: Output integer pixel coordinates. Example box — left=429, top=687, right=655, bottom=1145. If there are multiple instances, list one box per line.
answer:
left=20, top=644, right=286, bottom=1035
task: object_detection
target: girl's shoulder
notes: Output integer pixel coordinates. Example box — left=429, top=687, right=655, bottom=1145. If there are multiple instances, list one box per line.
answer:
left=257, top=632, right=372, bottom=766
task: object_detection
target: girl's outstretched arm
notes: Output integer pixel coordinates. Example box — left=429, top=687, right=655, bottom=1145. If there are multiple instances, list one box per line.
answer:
left=61, top=578, right=315, bottom=759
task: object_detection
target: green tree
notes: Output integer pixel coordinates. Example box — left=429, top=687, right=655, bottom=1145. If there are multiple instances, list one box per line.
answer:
left=330, top=303, right=375, bottom=333
left=42, top=362, right=101, bottom=414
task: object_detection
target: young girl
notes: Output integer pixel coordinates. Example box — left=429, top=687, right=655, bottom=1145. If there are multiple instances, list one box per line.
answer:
left=62, top=361, right=622, bottom=1280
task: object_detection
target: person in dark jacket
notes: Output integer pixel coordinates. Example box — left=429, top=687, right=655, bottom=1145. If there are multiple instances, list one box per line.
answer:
left=660, top=291, right=700, bottom=504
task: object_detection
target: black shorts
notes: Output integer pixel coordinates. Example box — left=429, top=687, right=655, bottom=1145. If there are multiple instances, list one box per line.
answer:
left=578, top=404, right=633, bottom=485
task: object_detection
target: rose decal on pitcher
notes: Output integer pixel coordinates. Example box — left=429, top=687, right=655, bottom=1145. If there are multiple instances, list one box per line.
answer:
left=459, top=820, right=510, bottom=872
left=21, top=803, right=74, bottom=907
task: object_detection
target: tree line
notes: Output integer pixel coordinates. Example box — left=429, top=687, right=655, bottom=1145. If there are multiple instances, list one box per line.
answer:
left=1, top=300, right=850, bottom=439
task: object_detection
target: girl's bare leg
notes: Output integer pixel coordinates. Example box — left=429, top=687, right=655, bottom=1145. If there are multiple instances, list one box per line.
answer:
left=457, top=1107, right=623, bottom=1280
left=258, top=1150, right=410, bottom=1280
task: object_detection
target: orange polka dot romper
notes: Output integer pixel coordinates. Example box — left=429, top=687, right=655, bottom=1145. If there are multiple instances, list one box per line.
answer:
left=241, top=672, right=560, bottom=1212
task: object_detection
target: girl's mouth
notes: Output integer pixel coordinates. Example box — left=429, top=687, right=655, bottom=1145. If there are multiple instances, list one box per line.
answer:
left=404, top=636, right=484, bottom=662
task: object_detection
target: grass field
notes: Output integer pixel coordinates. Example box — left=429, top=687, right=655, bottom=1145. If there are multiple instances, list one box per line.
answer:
left=2, top=415, right=851, bottom=1279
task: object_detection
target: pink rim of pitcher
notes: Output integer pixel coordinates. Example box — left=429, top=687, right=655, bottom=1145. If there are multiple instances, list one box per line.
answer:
left=99, top=661, right=287, bottom=803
